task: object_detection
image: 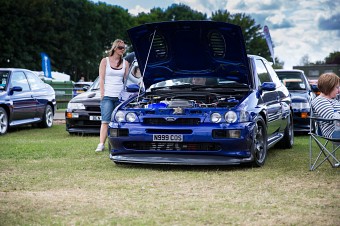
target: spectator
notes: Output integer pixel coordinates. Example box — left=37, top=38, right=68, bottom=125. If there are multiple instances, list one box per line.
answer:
left=311, top=72, right=340, bottom=138
left=95, top=39, right=129, bottom=152
left=78, top=76, right=85, bottom=82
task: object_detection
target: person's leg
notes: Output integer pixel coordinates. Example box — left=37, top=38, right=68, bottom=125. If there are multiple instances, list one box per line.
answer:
left=99, top=123, right=108, bottom=144
left=96, top=97, right=115, bottom=152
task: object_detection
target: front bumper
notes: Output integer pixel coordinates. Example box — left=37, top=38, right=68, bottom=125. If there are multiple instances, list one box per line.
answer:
left=110, top=153, right=254, bottom=165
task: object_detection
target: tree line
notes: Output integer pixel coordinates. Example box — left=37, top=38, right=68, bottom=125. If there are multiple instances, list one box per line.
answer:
left=1, top=0, right=281, bottom=81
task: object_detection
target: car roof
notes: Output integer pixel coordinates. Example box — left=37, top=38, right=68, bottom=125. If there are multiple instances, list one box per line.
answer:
left=127, top=20, right=251, bottom=89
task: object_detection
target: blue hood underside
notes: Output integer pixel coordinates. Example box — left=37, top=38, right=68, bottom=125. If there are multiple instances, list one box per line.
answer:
left=127, top=21, right=251, bottom=89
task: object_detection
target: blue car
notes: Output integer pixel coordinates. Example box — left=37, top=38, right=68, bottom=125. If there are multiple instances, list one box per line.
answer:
left=108, top=21, right=293, bottom=166
left=275, top=69, right=316, bottom=132
left=0, top=68, right=56, bottom=135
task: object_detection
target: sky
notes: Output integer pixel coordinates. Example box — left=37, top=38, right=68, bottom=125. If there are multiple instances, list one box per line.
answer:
left=94, top=0, right=340, bottom=69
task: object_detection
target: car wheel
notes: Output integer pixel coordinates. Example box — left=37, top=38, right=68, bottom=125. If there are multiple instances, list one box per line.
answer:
left=277, top=114, right=294, bottom=149
left=39, top=105, right=54, bottom=128
left=0, top=107, right=8, bottom=135
left=252, top=116, right=268, bottom=167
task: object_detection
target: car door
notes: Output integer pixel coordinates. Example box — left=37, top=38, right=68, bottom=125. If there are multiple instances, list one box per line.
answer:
left=26, top=71, right=49, bottom=118
left=255, top=59, right=282, bottom=137
left=9, top=71, right=36, bottom=121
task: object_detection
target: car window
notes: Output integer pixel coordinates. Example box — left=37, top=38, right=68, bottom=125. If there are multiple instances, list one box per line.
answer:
left=11, top=71, right=30, bottom=91
left=0, top=71, right=9, bottom=90
left=265, top=62, right=281, bottom=86
left=276, top=71, right=308, bottom=91
left=255, top=59, right=272, bottom=84
left=26, top=71, right=47, bottom=90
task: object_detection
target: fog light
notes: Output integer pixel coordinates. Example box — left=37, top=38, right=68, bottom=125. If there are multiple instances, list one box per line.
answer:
left=227, top=130, right=241, bottom=138
left=110, top=129, right=118, bottom=137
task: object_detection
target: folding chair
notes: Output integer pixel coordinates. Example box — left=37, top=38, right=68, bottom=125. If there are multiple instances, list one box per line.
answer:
left=309, top=112, right=340, bottom=171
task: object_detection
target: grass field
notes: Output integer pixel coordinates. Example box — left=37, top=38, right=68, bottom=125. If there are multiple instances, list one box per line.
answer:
left=0, top=124, right=339, bottom=225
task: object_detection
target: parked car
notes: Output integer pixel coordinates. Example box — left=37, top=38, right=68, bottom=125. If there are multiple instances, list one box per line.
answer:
left=65, top=58, right=142, bottom=134
left=73, top=81, right=93, bottom=97
left=276, top=69, right=315, bottom=132
left=308, top=79, right=320, bottom=96
left=108, top=21, right=293, bottom=167
left=0, top=68, right=56, bottom=135
left=65, top=77, right=101, bottom=134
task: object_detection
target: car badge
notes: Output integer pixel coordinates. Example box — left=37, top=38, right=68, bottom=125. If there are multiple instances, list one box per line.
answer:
left=165, top=117, right=176, bottom=122
left=173, top=107, right=183, bottom=114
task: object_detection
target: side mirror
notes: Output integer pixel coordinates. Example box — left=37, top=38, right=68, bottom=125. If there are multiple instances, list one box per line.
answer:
left=126, top=84, right=140, bottom=92
left=256, top=82, right=276, bottom=98
left=261, top=82, right=276, bottom=91
left=83, top=85, right=90, bottom=91
left=9, top=86, right=23, bottom=95
left=310, top=84, right=319, bottom=92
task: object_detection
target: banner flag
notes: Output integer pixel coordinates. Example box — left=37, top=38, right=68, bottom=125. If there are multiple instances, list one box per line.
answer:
left=40, top=52, right=52, bottom=78
left=263, top=25, right=275, bottom=64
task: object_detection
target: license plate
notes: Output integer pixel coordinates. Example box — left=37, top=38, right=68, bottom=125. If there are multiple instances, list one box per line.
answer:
left=153, top=134, right=183, bottom=142
left=90, top=116, right=101, bottom=121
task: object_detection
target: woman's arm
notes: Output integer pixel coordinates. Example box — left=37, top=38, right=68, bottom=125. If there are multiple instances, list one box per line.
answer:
left=123, top=60, right=130, bottom=81
left=99, top=58, right=106, bottom=99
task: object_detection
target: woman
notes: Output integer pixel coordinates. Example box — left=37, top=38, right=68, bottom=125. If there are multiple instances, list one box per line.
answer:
left=95, top=39, right=129, bottom=152
left=311, top=72, right=340, bottom=138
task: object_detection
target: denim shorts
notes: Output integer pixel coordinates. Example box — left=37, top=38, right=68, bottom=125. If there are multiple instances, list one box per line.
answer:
left=100, top=96, right=120, bottom=123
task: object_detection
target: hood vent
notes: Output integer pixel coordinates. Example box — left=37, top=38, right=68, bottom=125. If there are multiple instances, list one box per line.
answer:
left=152, top=34, right=167, bottom=59
left=208, top=32, right=226, bottom=58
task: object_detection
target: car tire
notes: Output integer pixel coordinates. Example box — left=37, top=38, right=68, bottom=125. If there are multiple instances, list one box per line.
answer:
left=0, top=107, right=8, bottom=135
left=277, top=113, right=294, bottom=149
left=39, top=105, right=54, bottom=128
left=252, top=116, right=268, bottom=167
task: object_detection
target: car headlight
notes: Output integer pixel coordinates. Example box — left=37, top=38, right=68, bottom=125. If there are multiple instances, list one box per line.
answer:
left=211, top=112, right=222, bottom=123
left=126, top=112, right=137, bottom=122
left=225, top=111, right=237, bottom=123
left=291, top=102, right=310, bottom=110
left=115, top=111, right=125, bottom=122
left=239, top=110, right=250, bottom=122
left=67, top=103, right=85, bottom=111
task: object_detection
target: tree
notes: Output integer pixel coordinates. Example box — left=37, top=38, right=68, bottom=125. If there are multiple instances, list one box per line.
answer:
left=0, top=0, right=282, bottom=80
left=211, top=10, right=276, bottom=63
left=300, top=54, right=310, bottom=66
left=325, top=51, right=340, bottom=64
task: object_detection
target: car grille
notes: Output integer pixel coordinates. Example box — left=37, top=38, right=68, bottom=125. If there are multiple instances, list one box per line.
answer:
left=123, top=142, right=220, bottom=151
left=143, top=118, right=201, bottom=126
left=86, top=106, right=100, bottom=112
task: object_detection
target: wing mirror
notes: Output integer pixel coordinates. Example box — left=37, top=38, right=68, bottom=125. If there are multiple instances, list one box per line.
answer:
left=9, top=86, right=23, bottom=95
left=257, top=82, right=276, bottom=97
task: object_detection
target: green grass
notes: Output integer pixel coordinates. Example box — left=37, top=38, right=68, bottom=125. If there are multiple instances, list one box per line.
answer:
left=0, top=125, right=339, bottom=225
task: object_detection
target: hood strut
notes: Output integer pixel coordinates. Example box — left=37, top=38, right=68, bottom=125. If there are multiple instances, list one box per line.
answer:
left=137, top=29, right=157, bottom=102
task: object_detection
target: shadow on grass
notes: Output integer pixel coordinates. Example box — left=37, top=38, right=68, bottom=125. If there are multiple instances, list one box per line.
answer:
left=114, top=162, right=256, bottom=172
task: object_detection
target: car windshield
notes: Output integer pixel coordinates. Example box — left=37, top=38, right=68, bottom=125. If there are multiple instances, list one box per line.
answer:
left=0, top=71, right=9, bottom=91
left=89, top=77, right=100, bottom=90
left=149, top=77, right=248, bottom=91
left=277, top=72, right=307, bottom=91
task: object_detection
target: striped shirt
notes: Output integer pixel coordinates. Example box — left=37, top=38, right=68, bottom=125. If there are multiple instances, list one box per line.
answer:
left=311, top=96, right=340, bottom=138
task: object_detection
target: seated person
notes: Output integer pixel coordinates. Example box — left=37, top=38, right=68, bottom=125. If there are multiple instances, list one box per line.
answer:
left=311, top=72, right=340, bottom=138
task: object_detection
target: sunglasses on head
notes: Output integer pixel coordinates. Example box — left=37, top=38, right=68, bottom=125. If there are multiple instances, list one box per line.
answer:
left=117, top=46, right=125, bottom=50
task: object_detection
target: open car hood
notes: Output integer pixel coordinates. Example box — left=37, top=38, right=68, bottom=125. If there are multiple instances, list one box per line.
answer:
left=127, top=21, right=251, bottom=89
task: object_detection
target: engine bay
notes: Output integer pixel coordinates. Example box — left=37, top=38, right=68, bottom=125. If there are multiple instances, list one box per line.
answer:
left=125, top=90, right=249, bottom=109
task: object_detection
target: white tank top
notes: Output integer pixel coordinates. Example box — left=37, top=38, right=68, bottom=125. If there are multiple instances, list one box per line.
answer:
left=104, top=57, right=125, bottom=97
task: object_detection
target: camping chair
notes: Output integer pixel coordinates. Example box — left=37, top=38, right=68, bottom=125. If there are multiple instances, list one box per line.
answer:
left=309, top=109, right=340, bottom=171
